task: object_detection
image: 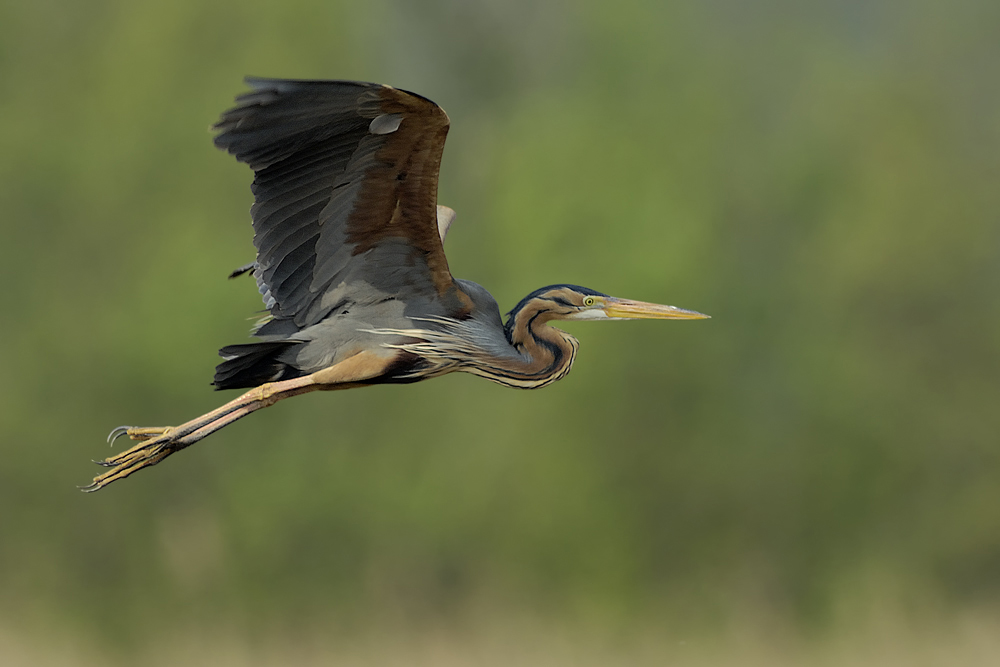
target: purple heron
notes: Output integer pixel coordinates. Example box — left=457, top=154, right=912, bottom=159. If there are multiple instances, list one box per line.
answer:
left=84, top=78, right=708, bottom=491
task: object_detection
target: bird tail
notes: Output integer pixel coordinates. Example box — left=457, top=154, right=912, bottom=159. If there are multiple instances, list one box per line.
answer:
left=213, top=340, right=303, bottom=390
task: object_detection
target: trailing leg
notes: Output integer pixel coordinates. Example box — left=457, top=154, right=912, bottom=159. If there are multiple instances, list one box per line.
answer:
left=83, top=350, right=400, bottom=491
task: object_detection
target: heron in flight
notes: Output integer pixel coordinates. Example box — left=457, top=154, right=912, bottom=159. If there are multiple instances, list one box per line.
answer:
left=84, top=78, right=708, bottom=491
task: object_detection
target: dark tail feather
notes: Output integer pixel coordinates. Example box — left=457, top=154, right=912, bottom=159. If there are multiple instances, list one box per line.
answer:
left=213, top=340, right=302, bottom=390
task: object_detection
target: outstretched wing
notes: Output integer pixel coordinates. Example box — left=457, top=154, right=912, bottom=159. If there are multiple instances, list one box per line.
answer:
left=213, top=77, right=472, bottom=334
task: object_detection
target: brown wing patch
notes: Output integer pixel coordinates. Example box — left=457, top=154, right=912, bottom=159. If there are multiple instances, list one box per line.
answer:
left=343, top=86, right=471, bottom=313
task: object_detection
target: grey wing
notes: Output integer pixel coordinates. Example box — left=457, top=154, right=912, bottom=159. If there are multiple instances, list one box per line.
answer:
left=213, top=77, right=472, bottom=336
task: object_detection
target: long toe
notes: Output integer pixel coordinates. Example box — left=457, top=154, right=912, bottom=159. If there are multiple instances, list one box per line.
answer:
left=107, top=425, right=172, bottom=446
left=82, top=448, right=173, bottom=492
left=97, top=427, right=173, bottom=465
left=127, top=426, right=172, bottom=442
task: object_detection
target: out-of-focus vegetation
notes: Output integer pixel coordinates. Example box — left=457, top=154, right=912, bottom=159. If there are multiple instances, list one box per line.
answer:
left=1, top=0, right=998, bottom=663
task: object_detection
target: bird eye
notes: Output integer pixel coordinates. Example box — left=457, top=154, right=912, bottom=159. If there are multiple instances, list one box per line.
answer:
left=583, top=296, right=596, bottom=307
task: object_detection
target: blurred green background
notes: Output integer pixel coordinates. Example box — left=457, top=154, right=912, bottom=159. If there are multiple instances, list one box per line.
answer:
left=2, top=0, right=999, bottom=663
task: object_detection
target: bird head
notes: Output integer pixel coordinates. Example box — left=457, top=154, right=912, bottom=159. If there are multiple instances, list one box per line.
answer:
left=503, top=285, right=708, bottom=343
left=508, top=284, right=708, bottom=323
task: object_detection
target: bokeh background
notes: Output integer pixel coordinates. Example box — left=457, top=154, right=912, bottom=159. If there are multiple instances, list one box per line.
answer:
left=2, top=0, right=999, bottom=664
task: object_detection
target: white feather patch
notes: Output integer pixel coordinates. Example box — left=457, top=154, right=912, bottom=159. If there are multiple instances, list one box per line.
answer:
left=369, top=113, right=403, bottom=135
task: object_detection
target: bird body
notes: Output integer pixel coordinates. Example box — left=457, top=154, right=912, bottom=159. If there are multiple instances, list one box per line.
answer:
left=217, top=278, right=584, bottom=391
left=84, top=78, right=707, bottom=491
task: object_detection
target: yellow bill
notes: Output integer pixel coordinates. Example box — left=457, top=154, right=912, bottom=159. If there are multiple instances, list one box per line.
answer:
left=603, top=297, right=710, bottom=320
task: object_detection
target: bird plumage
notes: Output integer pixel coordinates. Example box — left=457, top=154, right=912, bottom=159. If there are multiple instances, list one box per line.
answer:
left=83, top=78, right=707, bottom=491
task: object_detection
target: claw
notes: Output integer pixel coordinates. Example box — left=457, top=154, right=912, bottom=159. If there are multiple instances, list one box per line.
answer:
left=107, top=425, right=133, bottom=446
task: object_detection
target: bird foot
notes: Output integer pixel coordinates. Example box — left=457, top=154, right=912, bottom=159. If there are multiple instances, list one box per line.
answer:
left=82, top=426, right=178, bottom=492
left=82, top=372, right=326, bottom=492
